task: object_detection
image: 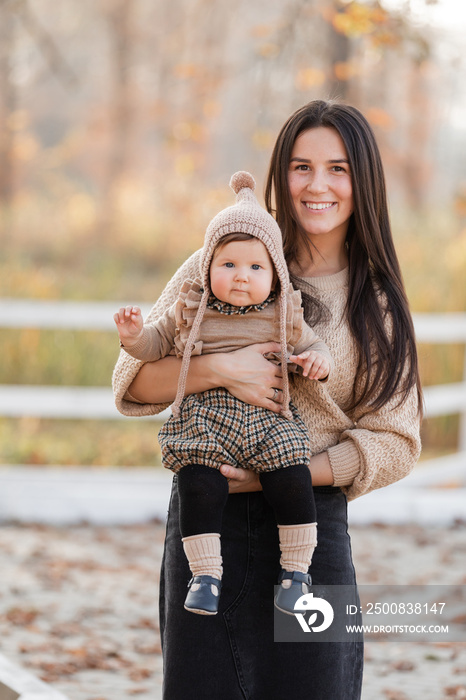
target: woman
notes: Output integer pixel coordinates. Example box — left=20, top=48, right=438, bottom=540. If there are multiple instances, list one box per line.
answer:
left=112, top=100, right=422, bottom=699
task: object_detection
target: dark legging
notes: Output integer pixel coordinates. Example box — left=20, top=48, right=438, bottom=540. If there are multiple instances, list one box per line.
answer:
left=177, top=463, right=317, bottom=537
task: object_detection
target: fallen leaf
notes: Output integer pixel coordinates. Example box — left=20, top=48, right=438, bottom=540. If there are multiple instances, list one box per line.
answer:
left=382, top=688, right=409, bottom=700
left=444, top=686, right=466, bottom=698
left=391, top=660, right=416, bottom=672
left=128, top=667, right=153, bottom=682
left=5, top=607, right=39, bottom=626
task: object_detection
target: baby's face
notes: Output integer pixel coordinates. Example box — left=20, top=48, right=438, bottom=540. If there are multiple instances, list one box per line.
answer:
left=210, top=239, right=275, bottom=306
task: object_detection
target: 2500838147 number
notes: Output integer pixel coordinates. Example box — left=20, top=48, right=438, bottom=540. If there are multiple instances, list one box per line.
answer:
left=365, top=602, right=446, bottom=615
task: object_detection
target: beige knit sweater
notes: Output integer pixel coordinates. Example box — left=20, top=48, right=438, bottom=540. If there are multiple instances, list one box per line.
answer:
left=112, top=250, right=422, bottom=501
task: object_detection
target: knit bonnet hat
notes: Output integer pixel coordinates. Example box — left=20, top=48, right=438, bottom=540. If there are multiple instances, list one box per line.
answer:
left=172, top=171, right=293, bottom=419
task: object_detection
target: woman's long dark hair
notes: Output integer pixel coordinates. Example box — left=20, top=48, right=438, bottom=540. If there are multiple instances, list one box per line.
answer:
left=265, top=100, right=422, bottom=415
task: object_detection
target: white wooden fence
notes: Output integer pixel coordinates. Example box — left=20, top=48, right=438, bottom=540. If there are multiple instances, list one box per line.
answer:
left=1, top=298, right=466, bottom=487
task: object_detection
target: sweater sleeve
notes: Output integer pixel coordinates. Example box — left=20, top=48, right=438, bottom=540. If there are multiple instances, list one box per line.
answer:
left=112, top=250, right=202, bottom=416
left=327, top=383, right=422, bottom=501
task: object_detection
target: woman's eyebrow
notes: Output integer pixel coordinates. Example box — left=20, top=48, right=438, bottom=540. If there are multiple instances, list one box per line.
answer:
left=289, top=156, right=350, bottom=164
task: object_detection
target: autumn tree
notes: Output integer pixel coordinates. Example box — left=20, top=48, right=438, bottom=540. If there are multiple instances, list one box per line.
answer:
left=0, top=2, right=17, bottom=206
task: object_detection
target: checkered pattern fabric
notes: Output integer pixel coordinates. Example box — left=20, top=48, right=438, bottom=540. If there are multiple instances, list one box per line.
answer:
left=158, top=388, right=311, bottom=474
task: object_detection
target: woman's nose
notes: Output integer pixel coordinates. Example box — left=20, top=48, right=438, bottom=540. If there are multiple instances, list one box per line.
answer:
left=306, top=169, right=328, bottom=194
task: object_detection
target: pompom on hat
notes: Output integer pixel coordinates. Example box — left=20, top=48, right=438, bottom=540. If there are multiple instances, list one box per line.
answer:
left=171, top=171, right=293, bottom=419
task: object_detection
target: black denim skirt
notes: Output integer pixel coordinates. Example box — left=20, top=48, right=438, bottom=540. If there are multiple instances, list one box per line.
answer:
left=159, top=479, right=363, bottom=700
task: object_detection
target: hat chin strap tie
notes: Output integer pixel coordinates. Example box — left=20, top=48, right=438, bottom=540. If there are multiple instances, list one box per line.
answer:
left=279, top=289, right=292, bottom=420
left=171, top=289, right=210, bottom=418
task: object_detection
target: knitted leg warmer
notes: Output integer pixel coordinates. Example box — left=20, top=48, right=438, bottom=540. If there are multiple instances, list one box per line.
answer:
left=182, top=532, right=223, bottom=580
left=278, top=522, right=317, bottom=574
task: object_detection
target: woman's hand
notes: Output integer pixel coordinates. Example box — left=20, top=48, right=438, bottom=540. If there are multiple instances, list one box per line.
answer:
left=220, top=452, right=334, bottom=493
left=127, top=342, right=284, bottom=409
left=220, top=465, right=262, bottom=493
left=213, top=342, right=284, bottom=414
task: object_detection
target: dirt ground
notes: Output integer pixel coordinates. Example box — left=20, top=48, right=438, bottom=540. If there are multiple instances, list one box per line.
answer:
left=0, top=520, right=465, bottom=700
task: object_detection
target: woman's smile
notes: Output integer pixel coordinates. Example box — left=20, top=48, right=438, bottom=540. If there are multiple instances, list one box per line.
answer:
left=304, top=201, right=336, bottom=211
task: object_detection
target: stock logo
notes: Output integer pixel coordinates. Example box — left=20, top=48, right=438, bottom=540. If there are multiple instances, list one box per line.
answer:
left=293, top=592, right=334, bottom=633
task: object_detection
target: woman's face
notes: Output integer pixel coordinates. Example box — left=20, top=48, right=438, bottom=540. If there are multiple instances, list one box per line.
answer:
left=288, top=126, right=353, bottom=247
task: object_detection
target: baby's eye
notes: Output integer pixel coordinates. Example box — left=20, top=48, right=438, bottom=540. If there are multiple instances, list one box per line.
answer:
left=224, top=262, right=234, bottom=268
left=251, top=264, right=261, bottom=270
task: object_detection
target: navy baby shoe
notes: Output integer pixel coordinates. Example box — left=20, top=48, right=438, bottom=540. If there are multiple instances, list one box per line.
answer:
left=274, top=569, right=312, bottom=615
left=184, top=575, right=222, bottom=615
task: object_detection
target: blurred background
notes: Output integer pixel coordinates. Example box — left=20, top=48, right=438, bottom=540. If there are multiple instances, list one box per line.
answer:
left=1, top=0, right=465, bottom=470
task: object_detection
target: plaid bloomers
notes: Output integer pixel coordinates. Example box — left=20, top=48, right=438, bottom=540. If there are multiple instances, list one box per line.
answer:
left=158, top=387, right=311, bottom=473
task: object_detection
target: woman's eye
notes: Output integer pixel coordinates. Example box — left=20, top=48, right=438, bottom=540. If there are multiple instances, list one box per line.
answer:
left=332, top=165, right=346, bottom=173
left=290, top=163, right=309, bottom=172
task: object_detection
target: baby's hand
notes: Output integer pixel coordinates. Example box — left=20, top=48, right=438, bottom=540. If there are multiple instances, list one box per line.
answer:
left=290, top=351, right=330, bottom=381
left=113, top=306, right=143, bottom=347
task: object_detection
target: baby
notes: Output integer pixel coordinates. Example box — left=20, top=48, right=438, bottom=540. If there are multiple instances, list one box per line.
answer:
left=114, top=172, right=332, bottom=616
